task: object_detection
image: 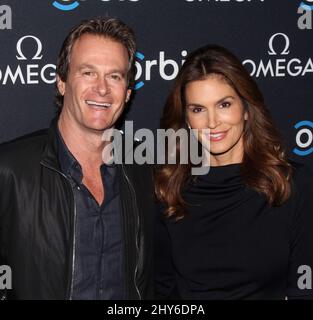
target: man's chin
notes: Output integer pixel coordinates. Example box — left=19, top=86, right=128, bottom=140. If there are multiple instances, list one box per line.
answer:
left=84, top=118, right=114, bottom=130
left=84, top=123, right=113, bottom=133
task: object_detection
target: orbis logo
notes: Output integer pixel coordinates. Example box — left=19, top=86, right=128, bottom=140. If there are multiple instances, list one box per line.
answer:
left=293, top=121, right=313, bottom=156
left=52, top=0, right=139, bottom=11
left=243, top=33, right=313, bottom=78
left=134, top=50, right=188, bottom=90
left=0, top=35, right=56, bottom=85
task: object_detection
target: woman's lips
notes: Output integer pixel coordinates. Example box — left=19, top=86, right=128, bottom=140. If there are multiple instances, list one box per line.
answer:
left=205, top=130, right=228, bottom=142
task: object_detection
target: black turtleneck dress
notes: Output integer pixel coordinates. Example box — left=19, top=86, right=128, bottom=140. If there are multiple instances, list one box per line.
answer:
left=155, top=162, right=313, bottom=299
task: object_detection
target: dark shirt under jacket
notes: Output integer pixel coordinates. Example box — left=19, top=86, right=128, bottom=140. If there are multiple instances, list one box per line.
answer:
left=156, top=163, right=313, bottom=300
left=57, top=131, right=124, bottom=300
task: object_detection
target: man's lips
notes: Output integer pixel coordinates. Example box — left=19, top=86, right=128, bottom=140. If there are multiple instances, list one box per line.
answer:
left=85, top=100, right=112, bottom=109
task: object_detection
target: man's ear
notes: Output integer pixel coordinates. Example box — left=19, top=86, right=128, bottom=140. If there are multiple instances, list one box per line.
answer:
left=56, top=75, right=66, bottom=96
left=125, top=89, right=131, bottom=103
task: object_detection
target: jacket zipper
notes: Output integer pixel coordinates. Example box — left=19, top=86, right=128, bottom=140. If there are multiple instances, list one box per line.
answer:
left=42, top=161, right=140, bottom=299
left=68, top=186, right=77, bottom=300
left=121, top=163, right=142, bottom=300
left=40, top=162, right=77, bottom=300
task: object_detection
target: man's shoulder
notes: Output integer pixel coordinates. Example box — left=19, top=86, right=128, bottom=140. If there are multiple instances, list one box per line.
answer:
left=0, top=129, right=49, bottom=169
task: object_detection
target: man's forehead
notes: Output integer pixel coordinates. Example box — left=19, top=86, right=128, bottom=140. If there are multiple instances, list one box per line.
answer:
left=68, top=34, right=129, bottom=66
left=71, top=34, right=126, bottom=53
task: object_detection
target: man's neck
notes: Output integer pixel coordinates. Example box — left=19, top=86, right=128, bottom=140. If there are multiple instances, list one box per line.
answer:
left=58, top=116, right=105, bottom=169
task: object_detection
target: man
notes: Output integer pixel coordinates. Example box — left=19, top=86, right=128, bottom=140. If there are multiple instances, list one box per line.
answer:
left=0, top=18, right=155, bottom=300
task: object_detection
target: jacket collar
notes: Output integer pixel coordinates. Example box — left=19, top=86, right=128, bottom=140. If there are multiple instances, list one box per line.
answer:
left=40, top=117, right=62, bottom=171
left=40, top=117, right=136, bottom=170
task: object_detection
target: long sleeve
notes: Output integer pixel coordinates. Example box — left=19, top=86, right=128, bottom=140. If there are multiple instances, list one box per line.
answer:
left=287, top=163, right=313, bottom=299
left=154, top=205, right=179, bottom=299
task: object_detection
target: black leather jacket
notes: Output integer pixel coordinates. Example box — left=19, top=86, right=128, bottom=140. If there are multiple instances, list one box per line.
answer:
left=0, top=120, right=155, bottom=300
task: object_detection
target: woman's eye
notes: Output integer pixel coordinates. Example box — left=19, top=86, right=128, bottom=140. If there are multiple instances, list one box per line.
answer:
left=192, top=107, right=203, bottom=113
left=220, top=102, right=231, bottom=108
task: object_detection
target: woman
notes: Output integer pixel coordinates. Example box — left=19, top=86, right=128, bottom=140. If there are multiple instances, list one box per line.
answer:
left=155, top=45, right=313, bottom=299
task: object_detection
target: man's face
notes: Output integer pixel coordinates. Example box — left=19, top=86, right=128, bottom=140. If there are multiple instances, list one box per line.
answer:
left=57, top=34, right=131, bottom=132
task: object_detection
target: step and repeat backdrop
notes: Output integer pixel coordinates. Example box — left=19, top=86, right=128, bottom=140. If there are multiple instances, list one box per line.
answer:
left=0, top=0, right=312, bottom=169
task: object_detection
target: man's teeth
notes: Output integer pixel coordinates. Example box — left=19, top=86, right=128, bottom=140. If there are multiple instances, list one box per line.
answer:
left=86, top=100, right=111, bottom=108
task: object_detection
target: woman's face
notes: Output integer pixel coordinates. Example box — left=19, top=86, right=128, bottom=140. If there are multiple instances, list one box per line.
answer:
left=185, top=74, right=247, bottom=166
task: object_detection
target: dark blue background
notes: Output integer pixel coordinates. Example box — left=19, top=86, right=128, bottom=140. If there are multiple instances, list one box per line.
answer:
left=0, top=0, right=312, bottom=168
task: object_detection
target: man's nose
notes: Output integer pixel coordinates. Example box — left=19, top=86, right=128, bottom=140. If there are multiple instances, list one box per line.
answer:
left=94, top=76, right=110, bottom=96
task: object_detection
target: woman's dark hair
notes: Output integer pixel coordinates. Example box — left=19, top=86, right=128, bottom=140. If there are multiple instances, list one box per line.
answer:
left=155, top=44, right=292, bottom=220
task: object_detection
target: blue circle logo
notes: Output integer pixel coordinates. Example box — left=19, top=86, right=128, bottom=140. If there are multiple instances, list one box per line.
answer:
left=299, top=1, right=313, bottom=11
left=52, top=1, right=80, bottom=11
left=293, top=120, right=313, bottom=156
left=135, top=52, right=145, bottom=90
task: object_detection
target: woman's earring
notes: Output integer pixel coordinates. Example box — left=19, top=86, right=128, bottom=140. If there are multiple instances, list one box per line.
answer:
left=187, top=123, right=191, bottom=129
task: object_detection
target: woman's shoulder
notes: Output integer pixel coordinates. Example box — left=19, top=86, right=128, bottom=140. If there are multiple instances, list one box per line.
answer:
left=290, top=160, right=313, bottom=184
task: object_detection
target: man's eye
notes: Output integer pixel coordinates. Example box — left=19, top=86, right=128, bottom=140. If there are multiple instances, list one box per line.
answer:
left=83, top=71, right=94, bottom=76
left=111, top=74, right=121, bottom=81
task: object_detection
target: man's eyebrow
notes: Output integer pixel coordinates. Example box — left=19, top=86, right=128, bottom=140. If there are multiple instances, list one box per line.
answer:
left=77, top=65, right=127, bottom=76
left=109, top=69, right=127, bottom=76
left=78, top=64, right=96, bottom=70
